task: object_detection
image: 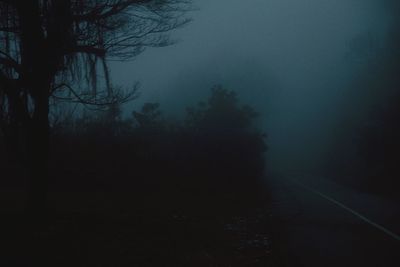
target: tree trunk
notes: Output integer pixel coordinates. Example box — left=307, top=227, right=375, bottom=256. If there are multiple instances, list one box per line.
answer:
left=4, top=90, right=22, bottom=163
left=26, top=89, right=50, bottom=216
left=15, top=1, right=51, bottom=216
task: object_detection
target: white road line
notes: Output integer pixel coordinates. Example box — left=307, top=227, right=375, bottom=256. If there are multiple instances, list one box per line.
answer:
left=290, top=178, right=400, bottom=242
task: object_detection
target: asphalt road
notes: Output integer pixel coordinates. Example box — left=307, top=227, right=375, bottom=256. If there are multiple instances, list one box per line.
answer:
left=268, top=172, right=400, bottom=267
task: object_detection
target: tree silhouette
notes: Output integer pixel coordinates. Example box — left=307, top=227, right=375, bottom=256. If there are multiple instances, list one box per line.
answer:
left=186, top=85, right=259, bottom=131
left=133, top=102, right=163, bottom=129
left=0, top=0, right=190, bottom=213
left=184, top=85, right=267, bottom=181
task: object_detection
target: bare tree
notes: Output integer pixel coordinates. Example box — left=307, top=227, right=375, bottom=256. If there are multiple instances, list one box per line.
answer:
left=0, top=0, right=191, bottom=213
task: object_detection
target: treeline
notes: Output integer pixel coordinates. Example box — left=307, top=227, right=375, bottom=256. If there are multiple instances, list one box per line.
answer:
left=329, top=26, right=400, bottom=196
left=47, top=86, right=267, bottom=205
left=355, top=25, right=400, bottom=195
left=0, top=87, right=271, bottom=266
left=355, top=93, right=400, bottom=194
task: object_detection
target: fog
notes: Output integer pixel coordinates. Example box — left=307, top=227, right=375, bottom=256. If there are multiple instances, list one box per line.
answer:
left=2, top=1, right=400, bottom=264
left=111, top=0, right=393, bottom=172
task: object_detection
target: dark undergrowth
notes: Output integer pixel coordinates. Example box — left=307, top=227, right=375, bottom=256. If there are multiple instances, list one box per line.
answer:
left=0, top=88, right=276, bottom=266
left=0, top=132, right=272, bottom=266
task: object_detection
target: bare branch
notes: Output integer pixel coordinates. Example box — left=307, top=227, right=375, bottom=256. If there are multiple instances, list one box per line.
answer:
left=74, top=0, right=151, bottom=22
left=0, top=0, right=191, bottom=114
left=52, top=82, right=140, bottom=108
left=66, top=46, right=106, bottom=57
left=0, top=50, right=21, bottom=73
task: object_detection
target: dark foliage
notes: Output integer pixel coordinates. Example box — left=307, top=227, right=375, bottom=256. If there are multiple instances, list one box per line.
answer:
left=49, top=86, right=267, bottom=192
left=356, top=95, right=400, bottom=194
left=0, top=86, right=271, bottom=265
left=351, top=20, right=400, bottom=195
left=0, top=0, right=191, bottom=213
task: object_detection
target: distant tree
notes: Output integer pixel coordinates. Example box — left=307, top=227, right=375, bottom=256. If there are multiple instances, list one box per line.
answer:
left=133, top=102, right=163, bottom=129
left=345, top=32, right=382, bottom=66
left=184, top=85, right=267, bottom=179
left=356, top=94, right=400, bottom=188
left=185, top=85, right=259, bottom=131
left=0, top=0, right=190, bottom=212
left=346, top=22, right=400, bottom=190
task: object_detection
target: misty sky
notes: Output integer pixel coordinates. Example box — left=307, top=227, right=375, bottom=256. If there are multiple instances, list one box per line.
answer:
left=111, top=0, right=389, bottom=171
